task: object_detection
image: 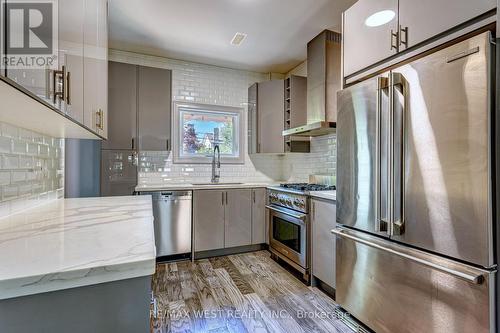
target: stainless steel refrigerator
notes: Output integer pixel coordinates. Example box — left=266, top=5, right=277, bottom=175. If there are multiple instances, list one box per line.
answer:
left=334, top=31, right=496, bottom=333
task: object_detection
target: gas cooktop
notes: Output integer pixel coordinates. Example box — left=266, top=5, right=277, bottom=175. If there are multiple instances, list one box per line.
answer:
left=279, top=183, right=336, bottom=192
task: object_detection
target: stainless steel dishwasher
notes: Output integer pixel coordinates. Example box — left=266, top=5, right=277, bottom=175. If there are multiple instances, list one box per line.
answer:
left=144, top=191, right=192, bottom=259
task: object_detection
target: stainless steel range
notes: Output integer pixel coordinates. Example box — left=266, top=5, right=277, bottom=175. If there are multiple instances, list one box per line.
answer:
left=266, top=183, right=335, bottom=282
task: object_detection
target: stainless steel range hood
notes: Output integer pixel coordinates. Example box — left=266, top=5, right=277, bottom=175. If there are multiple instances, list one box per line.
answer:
left=283, top=30, right=341, bottom=137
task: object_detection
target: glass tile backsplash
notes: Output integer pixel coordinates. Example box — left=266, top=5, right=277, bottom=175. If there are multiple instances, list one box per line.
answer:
left=0, top=122, right=64, bottom=217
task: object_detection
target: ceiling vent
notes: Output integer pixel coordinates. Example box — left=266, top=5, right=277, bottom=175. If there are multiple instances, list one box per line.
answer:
left=230, top=32, right=247, bottom=46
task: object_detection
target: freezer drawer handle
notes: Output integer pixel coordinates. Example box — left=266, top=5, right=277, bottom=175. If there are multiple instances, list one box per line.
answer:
left=331, top=228, right=485, bottom=285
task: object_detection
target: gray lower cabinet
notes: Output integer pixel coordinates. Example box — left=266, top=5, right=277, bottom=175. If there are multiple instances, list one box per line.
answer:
left=194, top=190, right=225, bottom=252
left=251, top=188, right=267, bottom=244
left=225, top=189, right=252, bottom=248
left=0, top=276, right=151, bottom=333
left=138, top=66, right=172, bottom=151
left=312, top=198, right=336, bottom=288
left=194, top=188, right=266, bottom=253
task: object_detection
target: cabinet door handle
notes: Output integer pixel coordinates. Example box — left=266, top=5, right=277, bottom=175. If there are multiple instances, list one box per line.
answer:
left=252, top=190, right=255, bottom=203
left=222, top=192, right=225, bottom=206
left=225, top=192, right=228, bottom=205
left=95, top=110, right=99, bottom=130
left=399, top=26, right=408, bottom=48
left=96, top=109, right=104, bottom=130
left=100, top=109, right=104, bottom=130
left=45, top=68, right=51, bottom=100
left=166, top=139, right=169, bottom=151
left=390, top=29, right=399, bottom=51
left=131, top=138, right=135, bottom=150
left=65, top=71, right=71, bottom=105
left=53, top=65, right=65, bottom=103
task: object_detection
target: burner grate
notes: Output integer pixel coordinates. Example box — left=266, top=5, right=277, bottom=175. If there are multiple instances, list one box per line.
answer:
left=280, top=183, right=336, bottom=192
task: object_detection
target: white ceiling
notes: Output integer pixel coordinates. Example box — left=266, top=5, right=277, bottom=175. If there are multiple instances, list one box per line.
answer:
left=108, top=0, right=356, bottom=73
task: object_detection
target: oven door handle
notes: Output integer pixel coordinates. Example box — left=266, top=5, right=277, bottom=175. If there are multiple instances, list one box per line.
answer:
left=266, top=205, right=306, bottom=221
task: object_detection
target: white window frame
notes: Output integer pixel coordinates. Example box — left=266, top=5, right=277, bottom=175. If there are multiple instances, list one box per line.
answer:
left=172, top=101, right=245, bottom=164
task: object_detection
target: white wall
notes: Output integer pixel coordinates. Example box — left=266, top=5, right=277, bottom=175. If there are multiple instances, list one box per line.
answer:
left=109, top=50, right=285, bottom=186
left=282, top=134, right=336, bottom=183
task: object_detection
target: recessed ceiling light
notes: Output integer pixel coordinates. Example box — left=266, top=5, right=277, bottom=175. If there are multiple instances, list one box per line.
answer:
left=230, top=32, right=247, bottom=46
left=364, top=10, right=396, bottom=27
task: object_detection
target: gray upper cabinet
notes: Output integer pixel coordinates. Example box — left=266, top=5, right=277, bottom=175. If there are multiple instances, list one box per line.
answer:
left=194, top=190, right=225, bottom=252
left=103, top=61, right=137, bottom=150
left=2, top=0, right=108, bottom=139
left=288, top=76, right=307, bottom=129
left=84, top=0, right=108, bottom=139
left=257, top=80, right=284, bottom=154
left=312, top=198, right=336, bottom=288
left=138, top=66, right=172, bottom=151
left=284, top=75, right=310, bottom=153
left=343, top=0, right=496, bottom=78
left=251, top=188, right=267, bottom=245
left=249, top=78, right=308, bottom=154
left=247, top=83, right=258, bottom=154
left=105, top=62, right=172, bottom=151
left=398, top=0, right=495, bottom=50
left=57, top=0, right=85, bottom=123
left=225, top=189, right=252, bottom=248
left=343, top=0, right=398, bottom=77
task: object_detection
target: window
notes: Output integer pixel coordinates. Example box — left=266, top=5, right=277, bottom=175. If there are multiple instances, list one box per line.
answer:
left=173, top=102, right=245, bottom=164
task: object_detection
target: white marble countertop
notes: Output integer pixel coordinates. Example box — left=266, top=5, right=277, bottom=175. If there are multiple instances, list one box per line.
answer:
left=0, top=196, right=156, bottom=300
left=135, top=182, right=274, bottom=192
left=309, top=190, right=336, bottom=202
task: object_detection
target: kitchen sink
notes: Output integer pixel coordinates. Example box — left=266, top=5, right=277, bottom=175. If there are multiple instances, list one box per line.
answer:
left=192, top=182, right=244, bottom=186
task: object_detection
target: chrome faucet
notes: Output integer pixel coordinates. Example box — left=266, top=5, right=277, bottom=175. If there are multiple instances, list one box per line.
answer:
left=211, top=144, right=221, bottom=183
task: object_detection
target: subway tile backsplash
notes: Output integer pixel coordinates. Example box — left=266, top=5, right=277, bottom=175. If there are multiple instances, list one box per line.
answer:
left=282, top=134, right=337, bottom=183
left=110, top=50, right=336, bottom=185
left=0, top=121, right=64, bottom=217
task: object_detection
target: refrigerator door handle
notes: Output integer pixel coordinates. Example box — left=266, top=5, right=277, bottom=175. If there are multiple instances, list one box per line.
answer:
left=331, top=227, right=487, bottom=285
left=376, top=76, right=390, bottom=234
left=391, top=72, right=408, bottom=236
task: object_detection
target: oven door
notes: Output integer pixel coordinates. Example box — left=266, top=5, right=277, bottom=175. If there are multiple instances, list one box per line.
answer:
left=267, top=204, right=308, bottom=269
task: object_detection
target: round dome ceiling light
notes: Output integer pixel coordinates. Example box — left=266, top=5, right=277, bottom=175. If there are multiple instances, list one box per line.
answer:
left=364, top=10, right=396, bottom=27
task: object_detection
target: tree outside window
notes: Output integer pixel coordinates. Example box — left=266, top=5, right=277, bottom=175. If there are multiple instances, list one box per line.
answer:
left=173, top=102, right=244, bottom=164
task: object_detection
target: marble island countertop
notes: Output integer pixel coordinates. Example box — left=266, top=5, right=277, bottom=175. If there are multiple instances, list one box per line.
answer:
left=0, top=196, right=156, bottom=300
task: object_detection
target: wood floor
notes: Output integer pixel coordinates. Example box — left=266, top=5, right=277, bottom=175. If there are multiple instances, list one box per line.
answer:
left=151, top=250, right=352, bottom=333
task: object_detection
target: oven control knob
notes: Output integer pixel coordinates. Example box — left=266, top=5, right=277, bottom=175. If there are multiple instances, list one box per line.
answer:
left=294, top=199, right=304, bottom=207
left=286, top=199, right=292, bottom=206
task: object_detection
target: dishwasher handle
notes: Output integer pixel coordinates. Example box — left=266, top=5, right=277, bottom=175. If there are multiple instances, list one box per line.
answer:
left=144, top=191, right=193, bottom=200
